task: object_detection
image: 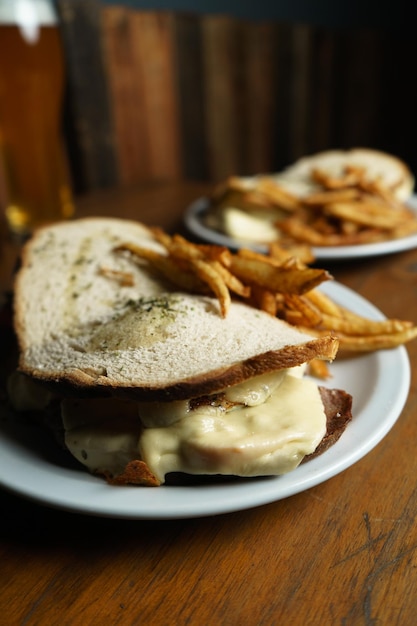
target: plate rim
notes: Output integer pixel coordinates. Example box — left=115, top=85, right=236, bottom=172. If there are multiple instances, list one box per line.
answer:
left=0, top=281, right=411, bottom=519
left=184, top=195, right=417, bottom=261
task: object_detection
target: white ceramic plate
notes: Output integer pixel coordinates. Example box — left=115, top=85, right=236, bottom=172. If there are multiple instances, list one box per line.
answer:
left=184, top=195, right=417, bottom=261
left=0, top=281, right=410, bottom=519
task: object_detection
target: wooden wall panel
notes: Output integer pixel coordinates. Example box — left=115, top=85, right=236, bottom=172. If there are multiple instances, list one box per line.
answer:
left=57, top=1, right=417, bottom=190
left=58, top=0, right=118, bottom=191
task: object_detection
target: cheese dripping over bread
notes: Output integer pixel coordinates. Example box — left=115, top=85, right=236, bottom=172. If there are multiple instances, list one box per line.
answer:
left=62, top=366, right=326, bottom=483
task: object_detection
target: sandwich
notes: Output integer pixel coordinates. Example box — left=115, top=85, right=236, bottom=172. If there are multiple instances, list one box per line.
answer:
left=206, top=147, right=417, bottom=247
left=9, top=217, right=352, bottom=486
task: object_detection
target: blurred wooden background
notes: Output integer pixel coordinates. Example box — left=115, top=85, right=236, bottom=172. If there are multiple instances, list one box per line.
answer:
left=56, top=0, right=417, bottom=194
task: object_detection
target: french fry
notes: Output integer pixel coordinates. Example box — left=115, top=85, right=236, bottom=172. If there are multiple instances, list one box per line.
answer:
left=167, top=235, right=205, bottom=261
left=325, top=199, right=415, bottom=230
left=305, top=289, right=344, bottom=318
left=256, top=177, right=302, bottom=211
left=98, top=266, right=135, bottom=287
left=189, top=258, right=231, bottom=317
left=237, top=246, right=309, bottom=271
left=268, top=240, right=315, bottom=265
left=311, top=166, right=365, bottom=189
left=340, top=219, right=360, bottom=236
left=250, top=285, right=278, bottom=316
left=308, top=358, right=331, bottom=379
left=334, top=326, right=417, bottom=351
left=319, top=312, right=413, bottom=336
left=114, top=243, right=205, bottom=292
left=283, top=309, right=305, bottom=326
left=279, top=215, right=386, bottom=246
left=296, top=323, right=417, bottom=351
left=210, top=260, right=250, bottom=298
left=278, top=216, right=350, bottom=246
left=151, top=226, right=173, bottom=248
left=228, top=255, right=332, bottom=294
left=303, top=188, right=360, bottom=206
left=335, top=303, right=413, bottom=331
left=359, top=177, right=403, bottom=209
left=283, top=294, right=323, bottom=327
left=169, top=234, right=231, bottom=265
left=235, top=246, right=289, bottom=267
left=390, top=220, right=417, bottom=239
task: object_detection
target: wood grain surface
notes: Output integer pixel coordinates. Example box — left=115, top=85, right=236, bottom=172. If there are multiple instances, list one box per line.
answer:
left=56, top=2, right=417, bottom=191
left=1, top=182, right=417, bottom=625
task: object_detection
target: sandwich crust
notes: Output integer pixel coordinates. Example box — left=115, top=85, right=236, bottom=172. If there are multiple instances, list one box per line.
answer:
left=18, top=334, right=339, bottom=403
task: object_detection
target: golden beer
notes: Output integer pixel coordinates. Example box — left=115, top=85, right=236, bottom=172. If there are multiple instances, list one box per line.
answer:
left=0, top=0, right=74, bottom=236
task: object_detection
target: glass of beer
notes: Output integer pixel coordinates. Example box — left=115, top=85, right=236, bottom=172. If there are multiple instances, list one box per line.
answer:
left=0, top=0, right=74, bottom=237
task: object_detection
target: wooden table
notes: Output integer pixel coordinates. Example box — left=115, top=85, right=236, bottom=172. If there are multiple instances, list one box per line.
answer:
left=1, top=182, right=417, bottom=625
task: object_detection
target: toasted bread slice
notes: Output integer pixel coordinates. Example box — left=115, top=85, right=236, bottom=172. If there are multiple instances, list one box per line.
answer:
left=14, top=217, right=338, bottom=402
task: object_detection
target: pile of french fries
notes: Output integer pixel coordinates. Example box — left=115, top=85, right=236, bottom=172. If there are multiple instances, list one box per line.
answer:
left=211, top=166, right=417, bottom=247
left=114, top=230, right=417, bottom=367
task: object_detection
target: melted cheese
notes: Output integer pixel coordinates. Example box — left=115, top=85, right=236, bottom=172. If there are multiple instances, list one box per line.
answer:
left=136, top=369, right=297, bottom=428
left=61, top=367, right=326, bottom=483
left=62, top=397, right=141, bottom=477
left=220, top=207, right=280, bottom=243
left=140, top=373, right=325, bottom=482
left=224, top=370, right=286, bottom=405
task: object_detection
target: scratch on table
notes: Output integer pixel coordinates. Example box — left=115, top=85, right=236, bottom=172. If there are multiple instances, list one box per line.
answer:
left=368, top=518, right=404, bottom=523
left=339, top=511, right=417, bottom=625
left=361, top=543, right=417, bottom=625
left=331, top=513, right=391, bottom=568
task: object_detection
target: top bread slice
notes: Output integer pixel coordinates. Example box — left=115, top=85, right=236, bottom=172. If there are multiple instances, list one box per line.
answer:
left=14, top=217, right=338, bottom=401
left=271, top=147, right=415, bottom=201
